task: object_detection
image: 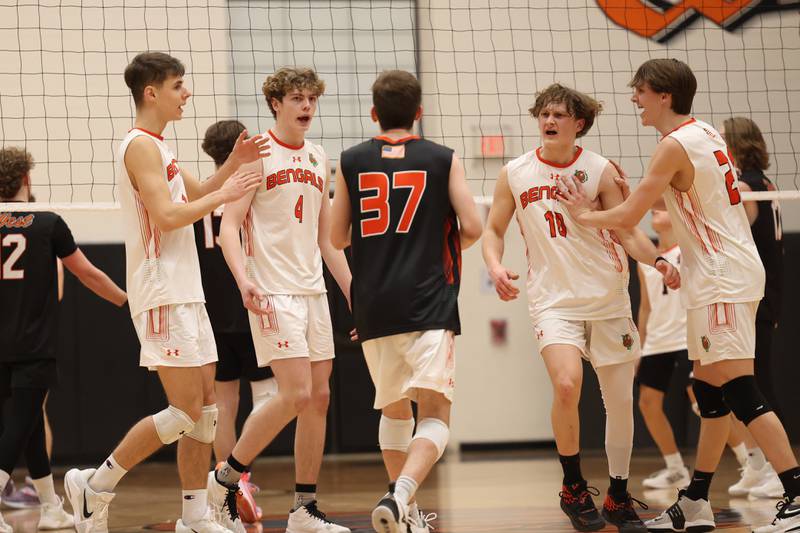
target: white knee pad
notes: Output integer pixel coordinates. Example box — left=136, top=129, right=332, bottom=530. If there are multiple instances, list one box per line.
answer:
left=379, top=415, right=415, bottom=452
left=185, top=404, right=218, bottom=444
left=411, top=418, right=450, bottom=460
left=251, top=377, right=279, bottom=414
left=152, top=405, right=195, bottom=444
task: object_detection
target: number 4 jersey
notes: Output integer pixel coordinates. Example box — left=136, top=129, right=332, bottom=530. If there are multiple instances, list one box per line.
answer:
left=507, top=146, right=631, bottom=324
left=341, top=135, right=461, bottom=342
left=663, top=118, right=764, bottom=309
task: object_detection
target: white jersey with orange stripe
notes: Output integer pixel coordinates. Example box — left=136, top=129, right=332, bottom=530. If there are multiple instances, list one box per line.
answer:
left=640, top=245, right=687, bottom=356
left=663, top=118, right=765, bottom=309
left=242, top=130, right=327, bottom=295
left=507, top=146, right=631, bottom=323
left=118, top=128, right=204, bottom=316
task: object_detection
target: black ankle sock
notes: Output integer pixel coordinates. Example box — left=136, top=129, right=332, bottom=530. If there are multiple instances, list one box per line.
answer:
left=685, top=470, right=714, bottom=501
left=778, top=467, right=800, bottom=500
left=296, top=483, right=317, bottom=494
left=559, top=453, right=584, bottom=486
left=226, top=454, right=247, bottom=473
left=608, top=477, right=628, bottom=499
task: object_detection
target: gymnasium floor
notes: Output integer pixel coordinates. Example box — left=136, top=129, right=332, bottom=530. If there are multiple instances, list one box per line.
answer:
left=3, top=450, right=787, bottom=532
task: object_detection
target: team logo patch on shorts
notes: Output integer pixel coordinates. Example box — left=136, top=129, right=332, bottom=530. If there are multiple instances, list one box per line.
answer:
left=163, top=348, right=181, bottom=357
left=621, top=334, right=633, bottom=350
left=277, top=340, right=290, bottom=349
left=701, top=335, right=711, bottom=352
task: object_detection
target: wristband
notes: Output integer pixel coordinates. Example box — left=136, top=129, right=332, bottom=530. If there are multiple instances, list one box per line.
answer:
left=654, top=255, right=668, bottom=267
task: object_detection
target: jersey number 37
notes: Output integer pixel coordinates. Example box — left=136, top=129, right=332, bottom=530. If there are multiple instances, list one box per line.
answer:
left=358, top=171, right=427, bottom=237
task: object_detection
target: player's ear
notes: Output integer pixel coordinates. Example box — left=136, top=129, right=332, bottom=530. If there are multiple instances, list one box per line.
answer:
left=143, top=84, right=157, bottom=104
left=370, top=106, right=379, bottom=123
left=575, top=118, right=585, bottom=134
left=415, top=106, right=422, bottom=121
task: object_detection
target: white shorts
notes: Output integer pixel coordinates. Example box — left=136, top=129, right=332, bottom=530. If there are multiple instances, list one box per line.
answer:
left=533, top=316, right=641, bottom=368
left=247, top=293, right=335, bottom=366
left=687, top=301, right=757, bottom=365
left=362, top=329, right=455, bottom=410
left=132, top=303, right=218, bottom=370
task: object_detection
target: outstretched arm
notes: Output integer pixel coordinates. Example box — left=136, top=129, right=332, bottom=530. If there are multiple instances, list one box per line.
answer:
left=319, top=160, right=352, bottom=307
left=61, top=249, right=127, bottom=306
left=481, top=166, right=520, bottom=301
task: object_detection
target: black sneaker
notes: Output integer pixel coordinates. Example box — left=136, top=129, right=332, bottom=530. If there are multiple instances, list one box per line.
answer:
left=602, top=492, right=648, bottom=533
left=559, top=482, right=606, bottom=532
left=371, top=493, right=408, bottom=533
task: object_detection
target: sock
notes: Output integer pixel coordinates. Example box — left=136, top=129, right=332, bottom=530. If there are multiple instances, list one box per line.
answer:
left=559, top=453, right=584, bottom=486
left=31, top=474, right=60, bottom=505
left=216, top=456, right=246, bottom=486
left=665, top=452, right=684, bottom=471
left=0, top=470, right=9, bottom=495
left=293, top=483, right=317, bottom=511
left=685, top=470, right=714, bottom=501
left=394, top=476, right=418, bottom=507
left=731, top=443, right=748, bottom=467
left=89, top=455, right=127, bottom=493
left=608, top=477, right=628, bottom=499
left=181, top=489, right=207, bottom=524
left=778, top=467, right=800, bottom=500
left=748, top=447, right=767, bottom=470
left=244, top=464, right=251, bottom=474
left=388, top=481, right=396, bottom=494
left=409, top=500, right=419, bottom=518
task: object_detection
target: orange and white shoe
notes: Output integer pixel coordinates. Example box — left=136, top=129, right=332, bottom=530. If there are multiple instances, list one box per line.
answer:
left=236, top=472, right=262, bottom=524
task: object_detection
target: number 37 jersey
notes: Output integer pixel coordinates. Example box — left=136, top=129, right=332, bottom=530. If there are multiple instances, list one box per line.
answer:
left=243, top=130, right=327, bottom=295
left=507, top=147, right=631, bottom=323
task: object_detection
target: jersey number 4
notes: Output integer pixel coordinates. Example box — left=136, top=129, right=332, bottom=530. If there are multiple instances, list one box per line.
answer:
left=714, top=150, right=741, bottom=206
left=358, top=171, right=426, bottom=237
left=0, top=234, right=26, bottom=279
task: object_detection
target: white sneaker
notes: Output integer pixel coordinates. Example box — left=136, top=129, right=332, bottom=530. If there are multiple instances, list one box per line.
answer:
left=752, top=496, right=800, bottom=533
left=64, top=468, right=115, bottom=533
left=408, top=507, right=437, bottom=533
left=0, top=511, right=13, bottom=533
left=642, top=467, right=691, bottom=489
left=750, top=469, right=785, bottom=500
left=371, top=493, right=408, bottom=533
left=286, top=501, right=351, bottom=532
left=39, top=498, right=76, bottom=530
left=176, top=510, right=235, bottom=533
left=729, top=462, right=772, bottom=496
left=206, top=471, right=245, bottom=533
left=644, top=491, right=715, bottom=532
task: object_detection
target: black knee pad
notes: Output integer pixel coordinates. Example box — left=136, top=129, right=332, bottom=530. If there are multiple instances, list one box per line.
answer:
left=692, top=379, right=730, bottom=418
left=722, top=375, right=772, bottom=425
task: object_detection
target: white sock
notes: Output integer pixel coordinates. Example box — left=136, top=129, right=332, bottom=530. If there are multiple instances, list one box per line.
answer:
left=731, top=443, right=748, bottom=467
left=0, top=470, right=9, bottom=496
left=394, top=476, right=418, bottom=507
left=748, top=447, right=767, bottom=470
left=408, top=501, right=419, bottom=518
left=182, top=489, right=207, bottom=524
left=664, top=452, right=684, bottom=471
left=31, top=474, right=60, bottom=505
left=89, top=455, right=127, bottom=493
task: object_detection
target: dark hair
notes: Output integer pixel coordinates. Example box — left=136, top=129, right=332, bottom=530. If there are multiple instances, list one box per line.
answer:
left=629, top=58, right=697, bottom=115
left=528, top=83, right=603, bottom=138
left=124, top=52, right=185, bottom=108
left=723, top=117, right=770, bottom=172
left=202, top=120, right=246, bottom=167
left=371, top=70, right=422, bottom=131
left=262, top=67, right=326, bottom=117
left=0, top=147, right=34, bottom=199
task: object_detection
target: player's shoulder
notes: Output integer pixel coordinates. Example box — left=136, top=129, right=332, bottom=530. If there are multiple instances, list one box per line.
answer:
left=305, top=139, right=326, bottom=158
left=0, top=210, right=60, bottom=233
left=507, top=149, right=536, bottom=173
left=341, top=137, right=375, bottom=158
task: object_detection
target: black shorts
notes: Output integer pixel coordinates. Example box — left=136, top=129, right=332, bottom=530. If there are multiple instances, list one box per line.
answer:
left=0, top=359, right=57, bottom=396
left=637, top=349, right=690, bottom=393
left=215, top=332, right=273, bottom=382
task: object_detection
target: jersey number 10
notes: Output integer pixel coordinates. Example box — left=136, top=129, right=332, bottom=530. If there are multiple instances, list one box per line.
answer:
left=359, top=171, right=427, bottom=237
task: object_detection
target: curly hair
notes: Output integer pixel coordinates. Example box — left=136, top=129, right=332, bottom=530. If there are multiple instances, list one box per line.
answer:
left=262, top=67, right=325, bottom=117
left=0, top=147, right=34, bottom=199
left=528, top=84, right=603, bottom=138
left=202, top=120, right=246, bottom=167
left=723, top=117, right=770, bottom=172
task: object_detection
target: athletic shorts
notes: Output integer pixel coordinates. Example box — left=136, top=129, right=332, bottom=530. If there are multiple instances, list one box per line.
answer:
left=215, top=332, right=274, bottom=382
left=687, top=301, right=757, bottom=365
left=0, top=359, right=57, bottom=394
left=362, top=329, right=455, bottom=410
left=637, top=349, right=691, bottom=393
left=247, top=293, right=335, bottom=366
left=533, top=316, right=641, bottom=368
left=132, top=303, right=218, bottom=370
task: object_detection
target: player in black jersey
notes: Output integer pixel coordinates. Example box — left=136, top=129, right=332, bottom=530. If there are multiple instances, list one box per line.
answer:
left=331, top=70, right=481, bottom=533
left=0, top=147, right=127, bottom=531
left=721, top=117, right=786, bottom=499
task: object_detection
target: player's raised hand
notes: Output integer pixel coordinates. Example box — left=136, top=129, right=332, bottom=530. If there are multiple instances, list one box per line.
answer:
left=230, top=130, right=271, bottom=165
left=489, top=264, right=520, bottom=301
left=239, top=280, right=268, bottom=315
left=656, top=258, right=681, bottom=290
left=556, top=175, right=592, bottom=222
left=609, top=160, right=632, bottom=200
left=220, top=170, right=262, bottom=203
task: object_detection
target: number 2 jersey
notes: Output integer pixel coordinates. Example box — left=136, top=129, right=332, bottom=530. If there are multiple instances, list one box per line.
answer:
left=507, top=146, right=631, bottom=324
left=663, top=118, right=765, bottom=309
left=341, top=135, right=461, bottom=342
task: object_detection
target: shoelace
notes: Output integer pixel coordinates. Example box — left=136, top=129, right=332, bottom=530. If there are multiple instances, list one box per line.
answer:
left=305, top=501, right=333, bottom=524
left=223, top=487, right=240, bottom=521
left=559, top=484, right=600, bottom=505
left=607, top=493, right=648, bottom=520
left=417, top=510, right=437, bottom=530
left=773, top=496, right=796, bottom=521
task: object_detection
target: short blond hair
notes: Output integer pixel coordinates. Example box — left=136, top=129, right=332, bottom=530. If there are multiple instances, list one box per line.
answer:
left=262, top=67, right=326, bottom=117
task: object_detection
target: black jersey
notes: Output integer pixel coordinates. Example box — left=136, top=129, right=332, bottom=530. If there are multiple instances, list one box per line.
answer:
left=341, top=135, right=461, bottom=342
left=0, top=209, right=77, bottom=361
left=739, top=169, right=783, bottom=324
left=193, top=208, right=250, bottom=333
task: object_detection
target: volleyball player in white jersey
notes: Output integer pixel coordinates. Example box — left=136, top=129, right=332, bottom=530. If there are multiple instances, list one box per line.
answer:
left=212, top=67, right=352, bottom=533
left=483, top=83, right=679, bottom=533
left=636, top=202, right=691, bottom=490
left=558, top=58, right=800, bottom=533
left=63, top=52, right=267, bottom=533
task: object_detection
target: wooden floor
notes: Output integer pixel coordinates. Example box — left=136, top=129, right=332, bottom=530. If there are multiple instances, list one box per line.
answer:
left=3, top=450, right=787, bottom=532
